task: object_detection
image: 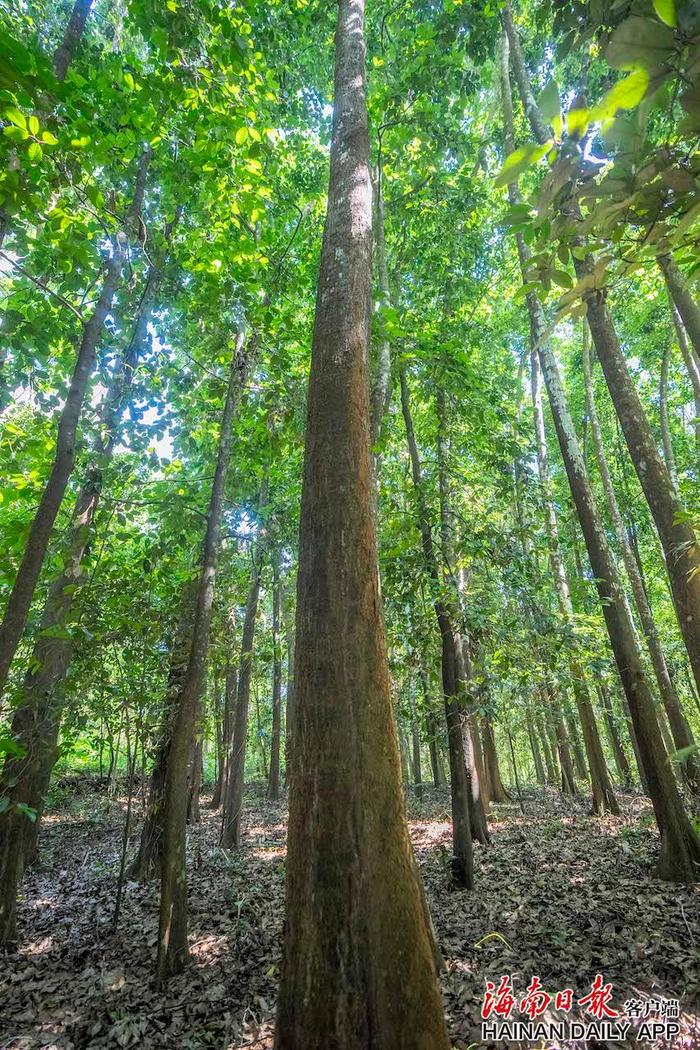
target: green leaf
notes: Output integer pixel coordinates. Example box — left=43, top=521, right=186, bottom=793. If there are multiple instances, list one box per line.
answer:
left=28, top=113, right=39, bottom=135
left=41, top=130, right=58, bottom=145
left=566, top=107, right=590, bottom=140
left=3, top=124, right=27, bottom=141
left=606, top=15, right=675, bottom=70
left=591, top=68, right=649, bottom=122
left=538, top=81, right=561, bottom=136
left=495, top=140, right=553, bottom=187
left=27, top=140, right=42, bottom=161
left=653, top=0, right=676, bottom=27
left=235, top=126, right=248, bottom=145
left=4, top=106, right=26, bottom=128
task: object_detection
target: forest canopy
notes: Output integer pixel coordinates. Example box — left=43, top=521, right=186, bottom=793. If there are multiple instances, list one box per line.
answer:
left=0, top=0, right=699, bottom=1047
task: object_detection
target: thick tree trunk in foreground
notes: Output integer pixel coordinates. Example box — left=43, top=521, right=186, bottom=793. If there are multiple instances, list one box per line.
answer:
left=268, top=549, right=283, bottom=801
left=400, top=367, right=474, bottom=883
left=0, top=148, right=150, bottom=701
left=155, top=328, right=249, bottom=986
left=582, top=328, right=700, bottom=794
left=221, top=549, right=262, bottom=847
left=501, top=27, right=699, bottom=880
left=274, top=5, right=450, bottom=1044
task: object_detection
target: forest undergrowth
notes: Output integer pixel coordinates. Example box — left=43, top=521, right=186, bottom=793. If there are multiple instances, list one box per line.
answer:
left=1, top=779, right=698, bottom=1050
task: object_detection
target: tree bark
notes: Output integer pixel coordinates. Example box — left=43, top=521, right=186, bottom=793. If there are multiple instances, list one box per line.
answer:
left=274, top=1, right=451, bottom=1041
left=596, top=676, right=633, bottom=787
left=155, top=326, right=250, bottom=985
left=0, top=147, right=151, bottom=701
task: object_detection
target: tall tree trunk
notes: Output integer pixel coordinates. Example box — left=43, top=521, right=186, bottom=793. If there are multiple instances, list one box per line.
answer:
left=155, top=327, right=250, bottom=985
left=436, top=387, right=490, bottom=839
left=268, top=548, right=283, bottom=801
left=0, top=147, right=151, bottom=700
left=370, top=153, right=393, bottom=450
left=280, top=569, right=295, bottom=776
left=221, top=499, right=265, bottom=848
left=501, top=25, right=700, bottom=880
left=530, top=345, right=618, bottom=813
left=274, top=4, right=450, bottom=1044
left=535, top=703, right=558, bottom=785
left=582, top=325, right=700, bottom=794
left=400, top=366, right=474, bottom=883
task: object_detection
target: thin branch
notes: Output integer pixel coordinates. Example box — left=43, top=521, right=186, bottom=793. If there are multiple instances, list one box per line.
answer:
left=0, top=251, right=85, bottom=322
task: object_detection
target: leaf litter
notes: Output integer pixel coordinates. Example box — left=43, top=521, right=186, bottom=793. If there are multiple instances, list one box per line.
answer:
left=0, top=779, right=698, bottom=1049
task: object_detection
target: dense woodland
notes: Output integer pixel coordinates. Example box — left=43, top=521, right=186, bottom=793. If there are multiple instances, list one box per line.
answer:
left=1, top=0, right=700, bottom=1046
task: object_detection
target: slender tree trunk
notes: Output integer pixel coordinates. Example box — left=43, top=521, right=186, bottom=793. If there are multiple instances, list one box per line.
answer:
left=659, top=253, right=700, bottom=369
left=409, top=681, right=423, bottom=802
left=0, top=148, right=151, bottom=700
left=582, top=326, right=700, bottom=794
left=268, top=549, right=283, bottom=801
left=221, top=518, right=265, bottom=847
left=436, top=388, right=490, bottom=839
left=128, top=582, right=196, bottom=884
left=280, top=570, right=295, bottom=776
left=501, top=25, right=700, bottom=880
left=155, top=327, right=250, bottom=985
left=370, top=154, right=393, bottom=450
left=187, top=738, right=202, bottom=824
left=482, top=716, right=510, bottom=802
left=530, top=346, right=617, bottom=813
left=668, top=302, right=700, bottom=464
left=659, top=341, right=679, bottom=492
left=53, top=0, right=95, bottom=80
left=536, top=705, right=558, bottom=785
left=274, top=4, right=450, bottom=1043
left=421, top=671, right=446, bottom=788
left=525, top=706, right=546, bottom=786
left=400, top=366, right=474, bottom=884
left=596, top=677, right=632, bottom=787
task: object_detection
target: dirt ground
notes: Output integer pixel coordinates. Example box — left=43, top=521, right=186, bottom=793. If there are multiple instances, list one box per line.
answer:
left=1, top=780, right=698, bottom=1049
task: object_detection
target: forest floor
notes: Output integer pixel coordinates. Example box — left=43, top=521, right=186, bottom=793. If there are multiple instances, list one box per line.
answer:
left=0, top=779, right=698, bottom=1050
